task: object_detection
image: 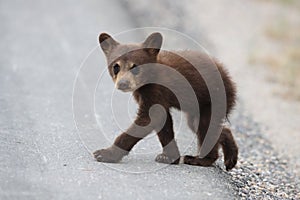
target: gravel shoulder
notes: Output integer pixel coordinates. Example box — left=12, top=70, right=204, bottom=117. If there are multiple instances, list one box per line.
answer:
left=124, top=0, right=300, bottom=199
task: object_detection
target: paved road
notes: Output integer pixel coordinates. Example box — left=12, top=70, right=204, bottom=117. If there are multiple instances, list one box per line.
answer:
left=0, top=1, right=236, bottom=199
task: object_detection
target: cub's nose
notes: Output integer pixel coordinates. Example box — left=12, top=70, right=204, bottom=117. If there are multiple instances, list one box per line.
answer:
left=117, top=80, right=130, bottom=90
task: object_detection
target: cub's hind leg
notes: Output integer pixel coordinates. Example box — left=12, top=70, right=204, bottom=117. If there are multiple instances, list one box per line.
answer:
left=185, top=110, right=238, bottom=170
left=219, top=127, right=238, bottom=170
left=155, top=111, right=180, bottom=164
left=184, top=106, right=220, bottom=167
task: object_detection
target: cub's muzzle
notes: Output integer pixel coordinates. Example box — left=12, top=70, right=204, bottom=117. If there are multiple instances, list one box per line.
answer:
left=117, top=79, right=130, bottom=91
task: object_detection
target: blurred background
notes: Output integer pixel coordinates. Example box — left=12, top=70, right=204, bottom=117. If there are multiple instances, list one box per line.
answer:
left=1, top=0, right=299, bottom=199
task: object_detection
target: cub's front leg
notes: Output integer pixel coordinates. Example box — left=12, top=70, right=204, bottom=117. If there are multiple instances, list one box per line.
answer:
left=93, top=110, right=153, bottom=163
left=155, top=111, right=180, bottom=164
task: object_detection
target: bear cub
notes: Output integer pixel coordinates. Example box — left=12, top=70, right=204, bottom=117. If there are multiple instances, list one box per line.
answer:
left=94, top=32, right=238, bottom=171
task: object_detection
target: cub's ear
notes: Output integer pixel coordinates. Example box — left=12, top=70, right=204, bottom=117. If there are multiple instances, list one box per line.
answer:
left=142, top=32, right=163, bottom=56
left=99, top=33, right=119, bottom=56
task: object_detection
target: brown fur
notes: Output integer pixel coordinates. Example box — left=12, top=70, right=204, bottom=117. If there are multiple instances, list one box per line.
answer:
left=94, top=32, right=238, bottom=170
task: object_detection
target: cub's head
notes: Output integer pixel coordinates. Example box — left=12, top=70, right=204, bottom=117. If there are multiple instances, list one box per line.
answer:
left=99, top=32, right=163, bottom=92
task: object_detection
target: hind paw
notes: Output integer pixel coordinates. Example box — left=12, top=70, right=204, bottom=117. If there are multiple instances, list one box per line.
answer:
left=225, top=157, right=238, bottom=171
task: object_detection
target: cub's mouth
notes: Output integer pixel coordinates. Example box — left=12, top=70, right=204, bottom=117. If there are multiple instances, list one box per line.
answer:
left=117, top=87, right=133, bottom=92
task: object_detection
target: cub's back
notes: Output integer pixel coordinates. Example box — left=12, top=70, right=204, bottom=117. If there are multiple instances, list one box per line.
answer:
left=157, top=50, right=236, bottom=114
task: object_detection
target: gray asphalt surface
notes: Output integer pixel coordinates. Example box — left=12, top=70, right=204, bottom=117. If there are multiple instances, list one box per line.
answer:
left=0, top=1, right=237, bottom=199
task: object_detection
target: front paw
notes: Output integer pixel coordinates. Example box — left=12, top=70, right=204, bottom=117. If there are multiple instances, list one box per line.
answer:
left=155, top=153, right=179, bottom=164
left=93, top=147, right=124, bottom=163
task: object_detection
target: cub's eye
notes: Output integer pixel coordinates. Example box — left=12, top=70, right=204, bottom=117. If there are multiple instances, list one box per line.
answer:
left=130, top=64, right=139, bottom=75
left=113, top=63, right=120, bottom=75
